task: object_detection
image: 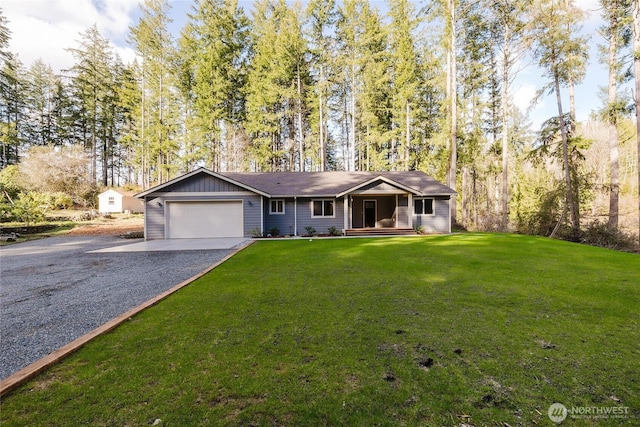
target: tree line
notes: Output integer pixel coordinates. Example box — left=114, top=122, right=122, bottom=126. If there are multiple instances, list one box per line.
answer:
left=1, top=0, right=639, bottom=246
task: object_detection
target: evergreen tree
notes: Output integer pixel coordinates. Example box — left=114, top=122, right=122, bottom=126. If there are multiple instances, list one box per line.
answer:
left=0, top=10, right=24, bottom=167
left=23, top=60, right=63, bottom=148
left=531, top=0, right=589, bottom=237
left=633, top=0, right=640, bottom=244
left=129, top=0, right=179, bottom=186
left=305, top=0, right=338, bottom=171
left=181, top=0, right=250, bottom=171
left=67, top=25, right=120, bottom=185
left=387, top=0, right=420, bottom=171
left=245, top=0, right=310, bottom=171
left=599, top=0, right=633, bottom=229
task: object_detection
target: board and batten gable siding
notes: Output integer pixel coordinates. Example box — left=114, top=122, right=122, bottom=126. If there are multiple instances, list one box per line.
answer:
left=297, top=197, right=345, bottom=235
left=144, top=193, right=262, bottom=239
left=159, top=173, right=247, bottom=193
left=351, top=181, right=408, bottom=194
left=412, top=196, right=451, bottom=233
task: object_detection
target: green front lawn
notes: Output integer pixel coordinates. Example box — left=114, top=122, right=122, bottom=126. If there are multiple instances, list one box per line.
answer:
left=1, top=234, right=638, bottom=426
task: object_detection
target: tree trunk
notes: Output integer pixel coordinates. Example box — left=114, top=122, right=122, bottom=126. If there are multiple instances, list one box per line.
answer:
left=448, top=0, right=458, bottom=226
left=319, top=65, right=326, bottom=172
left=350, top=65, right=357, bottom=171
left=634, top=0, right=640, bottom=245
left=554, top=71, right=579, bottom=237
left=405, top=100, right=411, bottom=171
left=501, top=22, right=510, bottom=230
left=297, top=62, right=304, bottom=172
left=607, top=6, right=620, bottom=229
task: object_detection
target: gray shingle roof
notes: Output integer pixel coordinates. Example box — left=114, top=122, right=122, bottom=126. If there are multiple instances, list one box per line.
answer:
left=221, top=171, right=455, bottom=197
left=136, top=168, right=456, bottom=198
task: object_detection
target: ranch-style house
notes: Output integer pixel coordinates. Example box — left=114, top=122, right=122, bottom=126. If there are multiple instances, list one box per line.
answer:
left=135, top=167, right=456, bottom=239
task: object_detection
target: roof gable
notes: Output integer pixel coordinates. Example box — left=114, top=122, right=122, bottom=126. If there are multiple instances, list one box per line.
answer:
left=135, top=168, right=270, bottom=198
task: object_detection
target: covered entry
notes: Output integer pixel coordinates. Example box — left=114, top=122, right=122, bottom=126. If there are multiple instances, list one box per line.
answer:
left=166, top=201, right=243, bottom=238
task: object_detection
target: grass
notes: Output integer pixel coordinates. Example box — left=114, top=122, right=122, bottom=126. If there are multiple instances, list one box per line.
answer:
left=1, top=233, right=639, bottom=426
left=0, top=222, right=76, bottom=246
left=0, top=211, right=143, bottom=245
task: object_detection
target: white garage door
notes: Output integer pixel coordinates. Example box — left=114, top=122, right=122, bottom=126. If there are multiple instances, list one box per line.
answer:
left=167, top=201, right=243, bottom=238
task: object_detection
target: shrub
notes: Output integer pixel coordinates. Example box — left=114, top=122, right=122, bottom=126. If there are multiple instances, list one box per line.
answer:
left=0, top=165, right=24, bottom=199
left=328, top=226, right=341, bottom=236
left=49, top=192, right=74, bottom=209
left=249, top=227, right=263, bottom=238
left=268, top=227, right=280, bottom=237
left=579, top=220, right=637, bottom=251
left=304, top=226, right=316, bottom=237
left=12, top=192, right=50, bottom=225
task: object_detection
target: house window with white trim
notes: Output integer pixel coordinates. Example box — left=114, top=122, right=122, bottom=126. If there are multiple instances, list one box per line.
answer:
left=414, top=198, right=434, bottom=215
left=108, top=196, right=115, bottom=206
left=270, top=199, right=285, bottom=215
left=312, top=199, right=334, bottom=217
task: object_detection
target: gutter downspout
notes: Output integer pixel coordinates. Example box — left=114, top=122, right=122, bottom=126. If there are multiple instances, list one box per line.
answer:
left=294, top=197, right=298, bottom=236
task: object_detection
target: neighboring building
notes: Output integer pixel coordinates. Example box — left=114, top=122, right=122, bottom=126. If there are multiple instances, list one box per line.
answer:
left=98, top=189, right=144, bottom=214
left=135, top=168, right=456, bottom=240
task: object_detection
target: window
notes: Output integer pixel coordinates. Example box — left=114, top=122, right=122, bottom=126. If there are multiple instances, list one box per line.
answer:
left=270, top=199, right=285, bottom=215
left=312, top=199, right=334, bottom=217
left=108, top=196, right=115, bottom=205
left=414, top=198, right=434, bottom=215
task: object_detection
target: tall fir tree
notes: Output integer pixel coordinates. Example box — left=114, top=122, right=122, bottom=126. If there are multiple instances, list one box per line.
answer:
left=531, top=0, right=589, bottom=237
left=129, top=0, right=179, bottom=186
left=181, top=0, right=250, bottom=172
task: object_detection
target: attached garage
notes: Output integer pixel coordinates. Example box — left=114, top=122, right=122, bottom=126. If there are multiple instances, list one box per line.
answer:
left=166, top=201, right=243, bottom=239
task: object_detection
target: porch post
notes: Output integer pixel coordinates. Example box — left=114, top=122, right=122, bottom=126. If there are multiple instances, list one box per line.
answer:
left=294, top=197, right=298, bottom=236
left=408, top=194, right=413, bottom=229
left=343, top=196, right=349, bottom=232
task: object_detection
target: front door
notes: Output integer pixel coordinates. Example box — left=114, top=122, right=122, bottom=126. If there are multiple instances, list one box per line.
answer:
left=364, top=200, right=376, bottom=228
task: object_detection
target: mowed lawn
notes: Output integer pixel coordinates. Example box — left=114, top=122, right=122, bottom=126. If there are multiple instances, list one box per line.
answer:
left=1, top=234, right=639, bottom=426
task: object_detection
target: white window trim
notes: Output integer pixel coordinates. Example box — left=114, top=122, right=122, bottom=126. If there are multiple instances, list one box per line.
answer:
left=311, top=199, right=336, bottom=218
left=108, top=196, right=115, bottom=205
left=414, top=198, right=435, bottom=216
left=269, top=199, right=285, bottom=215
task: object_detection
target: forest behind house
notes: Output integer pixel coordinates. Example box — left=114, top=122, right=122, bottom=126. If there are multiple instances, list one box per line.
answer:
left=1, top=0, right=639, bottom=249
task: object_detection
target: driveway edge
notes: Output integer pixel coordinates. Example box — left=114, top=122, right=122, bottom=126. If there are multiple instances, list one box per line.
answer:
left=0, top=240, right=255, bottom=398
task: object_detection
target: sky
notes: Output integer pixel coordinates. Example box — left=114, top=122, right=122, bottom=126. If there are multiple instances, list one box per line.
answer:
left=2, top=0, right=618, bottom=131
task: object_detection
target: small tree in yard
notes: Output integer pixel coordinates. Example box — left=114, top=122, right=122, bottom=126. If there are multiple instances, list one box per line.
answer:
left=11, top=192, right=50, bottom=225
left=18, top=145, right=97, bottom=207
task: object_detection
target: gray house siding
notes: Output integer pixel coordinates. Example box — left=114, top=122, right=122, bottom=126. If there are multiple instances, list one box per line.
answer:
left=162, top=174, right=246, bottom=193
left=144, top=193, right=262, bottom=239
left=413, top=196, right=451, bottom=233
left=396, top=195, right=410, bottom=228
left=145, top=196, right=165, bottom=240
left=297, top=197, right=345, bottom=235
left=263, top=198, right=296, bottom=236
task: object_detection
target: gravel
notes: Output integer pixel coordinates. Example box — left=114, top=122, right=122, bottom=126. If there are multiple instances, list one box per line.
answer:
left=0, top=236, right=238, bottom=380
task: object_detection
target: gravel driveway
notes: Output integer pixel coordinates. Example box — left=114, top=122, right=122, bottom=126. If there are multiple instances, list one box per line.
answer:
left=0, top=236, right=239, bottom=380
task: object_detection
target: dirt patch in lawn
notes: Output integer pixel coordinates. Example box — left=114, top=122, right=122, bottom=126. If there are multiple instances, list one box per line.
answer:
left=66, top=216, right=144, bottom=236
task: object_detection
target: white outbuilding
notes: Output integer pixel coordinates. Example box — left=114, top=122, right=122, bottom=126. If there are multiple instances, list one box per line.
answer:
left=98, top=189, right=143, bottom=214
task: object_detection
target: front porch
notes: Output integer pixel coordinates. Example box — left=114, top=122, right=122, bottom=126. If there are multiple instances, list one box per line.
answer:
left=345, top=227, right=417, bottom=236
left=343, top=193, right=414, bottom=231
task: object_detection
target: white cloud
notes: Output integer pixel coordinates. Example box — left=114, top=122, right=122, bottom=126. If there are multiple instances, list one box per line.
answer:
left=3, top=0, right=139, bottom=74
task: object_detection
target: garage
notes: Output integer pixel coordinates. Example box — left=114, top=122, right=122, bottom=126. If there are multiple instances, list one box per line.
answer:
left=166, top=201, right=243, bottom=238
